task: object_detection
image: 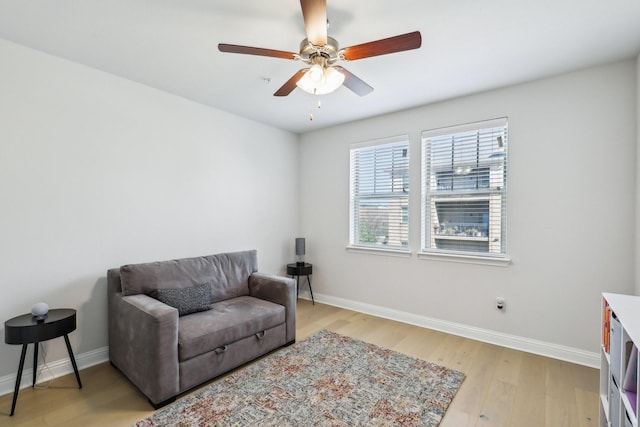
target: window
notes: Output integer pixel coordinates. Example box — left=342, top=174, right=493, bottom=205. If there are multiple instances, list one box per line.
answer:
left=421, top=118, right=508, bottom=259
left=350, top=135, right=410, bottom=251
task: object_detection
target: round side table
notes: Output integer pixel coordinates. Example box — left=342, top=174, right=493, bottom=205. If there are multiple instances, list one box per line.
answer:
left=286, top=263, right=314, bottom=305
left=4, top=308, right=82, bottom=416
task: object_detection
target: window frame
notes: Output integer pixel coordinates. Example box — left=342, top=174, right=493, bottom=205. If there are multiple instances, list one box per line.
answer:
left=348, top=134, right=411, bottom=255
left=420, top=118, right=510, bottom=266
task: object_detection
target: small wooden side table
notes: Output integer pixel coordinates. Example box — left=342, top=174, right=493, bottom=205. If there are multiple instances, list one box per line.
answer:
left=4, top=308, right=82, bottom=416
left=286, top=263, right=314, bottom=305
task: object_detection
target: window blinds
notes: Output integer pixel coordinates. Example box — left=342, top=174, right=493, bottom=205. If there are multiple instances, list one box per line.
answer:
left=422, top=118, right=508, bottom=256
left=350, top=135, right=410, bottom=249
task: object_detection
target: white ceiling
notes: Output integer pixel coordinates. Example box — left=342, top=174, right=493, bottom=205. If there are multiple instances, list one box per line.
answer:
left=1, top=0, right=639, bottom=134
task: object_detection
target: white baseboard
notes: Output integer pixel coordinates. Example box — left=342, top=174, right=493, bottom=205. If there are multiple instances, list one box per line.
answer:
left=301, top=292, right=600, bottom=368
left=0, top=293, right=599, bottom=399
left=0, top=346, right=109, bottom=398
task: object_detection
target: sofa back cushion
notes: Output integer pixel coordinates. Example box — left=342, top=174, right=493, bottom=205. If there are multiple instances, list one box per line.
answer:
left=120, top=250, right=258, bottom=303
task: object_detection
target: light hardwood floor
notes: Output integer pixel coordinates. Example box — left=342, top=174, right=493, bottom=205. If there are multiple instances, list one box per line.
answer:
left=0, top=300, right=599, bottom=426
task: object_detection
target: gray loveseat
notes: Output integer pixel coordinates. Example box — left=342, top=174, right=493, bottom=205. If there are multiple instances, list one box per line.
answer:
left=107, top=250, right=296, bottom=407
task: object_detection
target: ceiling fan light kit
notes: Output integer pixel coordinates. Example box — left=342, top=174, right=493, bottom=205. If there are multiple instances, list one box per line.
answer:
left=218, top=0, right=421, bottom=98
left=296, top=57, right=345, bottom=95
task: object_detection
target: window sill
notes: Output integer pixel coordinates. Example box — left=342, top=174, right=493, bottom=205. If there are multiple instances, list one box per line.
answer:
left=346, top=245, right=412, bottom=258
left=418, top=251, right=511, bottom=267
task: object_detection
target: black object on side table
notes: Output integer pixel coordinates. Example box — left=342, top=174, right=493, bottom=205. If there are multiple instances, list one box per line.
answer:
left=286, top=263, right=314, bottom=305
left=4, top=308, right=83, bottom=416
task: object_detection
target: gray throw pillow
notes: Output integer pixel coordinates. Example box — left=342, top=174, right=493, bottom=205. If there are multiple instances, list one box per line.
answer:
left=151, top=283, right=212, bottom=316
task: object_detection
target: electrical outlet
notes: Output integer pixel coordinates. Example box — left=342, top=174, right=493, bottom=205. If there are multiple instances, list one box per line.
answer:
left=496, top=297, right=505, bottom=310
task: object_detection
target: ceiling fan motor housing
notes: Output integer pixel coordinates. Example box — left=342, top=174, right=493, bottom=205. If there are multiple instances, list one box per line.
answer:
left=299, top=36, right=340, bottom=65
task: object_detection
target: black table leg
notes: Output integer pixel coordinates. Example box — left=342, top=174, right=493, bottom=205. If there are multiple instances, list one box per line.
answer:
left=306, top=275, right=315, bottom=305
left=10, top=344, right=28, bottom=416
left=32, top=342, right=38, bottom=387
left=63, top=334, right=82, bottom=388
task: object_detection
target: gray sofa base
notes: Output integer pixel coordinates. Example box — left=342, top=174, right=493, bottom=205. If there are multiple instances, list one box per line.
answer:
left=110, top=323, right=290, bottom=409
left=111, top=341, right=295, bottom=410
left=108, top=362, right=177, bottom=409
left=179, top=323, right=287, bottom=391
left=150, top=396, right=176, bottom=410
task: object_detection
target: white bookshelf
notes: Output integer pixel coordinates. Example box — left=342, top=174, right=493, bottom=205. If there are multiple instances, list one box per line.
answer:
left=601, top=293, right=640, bottom=427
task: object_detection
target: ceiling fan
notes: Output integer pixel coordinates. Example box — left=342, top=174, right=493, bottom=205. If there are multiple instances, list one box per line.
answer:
left=218, top=0, right=422, bottom=97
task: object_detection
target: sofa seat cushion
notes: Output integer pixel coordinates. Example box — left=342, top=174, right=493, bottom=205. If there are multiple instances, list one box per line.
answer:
left=177, top=296, right=285, bottom=361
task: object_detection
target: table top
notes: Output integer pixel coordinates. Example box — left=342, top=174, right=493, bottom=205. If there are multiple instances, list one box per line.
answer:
left=5, top=308, right=77, bottom=345
left=287, top=263, right=312, bottom=275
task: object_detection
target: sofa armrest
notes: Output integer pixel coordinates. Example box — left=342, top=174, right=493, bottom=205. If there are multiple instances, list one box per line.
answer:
left=249, top=273, right=296, bottom=343
left=107, top=269, right=180, bottom=405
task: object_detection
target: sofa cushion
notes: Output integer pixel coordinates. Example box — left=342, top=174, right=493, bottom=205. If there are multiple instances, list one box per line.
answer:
left=150, top=283, right=212, bottom=316
left=119, top=250, right=258, bottom=303
left=177, top=296, right=285, bottom=361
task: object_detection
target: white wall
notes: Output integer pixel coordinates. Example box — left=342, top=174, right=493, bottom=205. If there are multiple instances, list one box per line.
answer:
left=0, top=39, right=299, bottom=379
left=637, top=52, right=640, bottom=296
left=299, top=60, right=637, bottom=355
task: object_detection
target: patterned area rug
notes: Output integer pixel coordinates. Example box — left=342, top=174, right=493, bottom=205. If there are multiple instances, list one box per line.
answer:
left=133, top=330, right=465, bottom=426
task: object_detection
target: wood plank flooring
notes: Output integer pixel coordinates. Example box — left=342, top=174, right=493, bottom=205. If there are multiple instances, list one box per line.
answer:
left=0, top=300, right=599, bottom=426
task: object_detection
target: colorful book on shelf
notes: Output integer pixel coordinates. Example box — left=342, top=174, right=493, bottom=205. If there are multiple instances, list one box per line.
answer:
left=602, top=300, right=606, bottom=347
left=624, top=346, right=638, bottom=415
left=603, top=303, right=611, bottom=353
left=626, top=391, right=638, bottom=417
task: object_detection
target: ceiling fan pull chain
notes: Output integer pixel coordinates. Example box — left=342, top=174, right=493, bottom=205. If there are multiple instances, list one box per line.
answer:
left=310, top=95, right=323, bottom=121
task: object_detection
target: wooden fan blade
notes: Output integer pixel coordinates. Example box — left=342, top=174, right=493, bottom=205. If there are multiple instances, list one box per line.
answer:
left=334, top=66, right=373, bottom=96
left=341, top=31, right=422, bottom=61
left=218, top=44, right=297, bottom=60
left=274, top=69, right=308, bottom=96
left=300, top=0, right=327, bottom=46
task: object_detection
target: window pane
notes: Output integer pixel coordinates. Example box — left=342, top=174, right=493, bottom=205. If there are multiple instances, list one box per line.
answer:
left=422, top=119, right=507, bottom=257
left=350, top=136, right=410, bottom=250
left=355, top=197, right=408, bottom=246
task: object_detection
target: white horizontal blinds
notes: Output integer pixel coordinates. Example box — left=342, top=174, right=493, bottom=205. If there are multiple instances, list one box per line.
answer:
left=350, top=136, right=410, bottom=249
left=422, top=118, right=507, bottom=256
